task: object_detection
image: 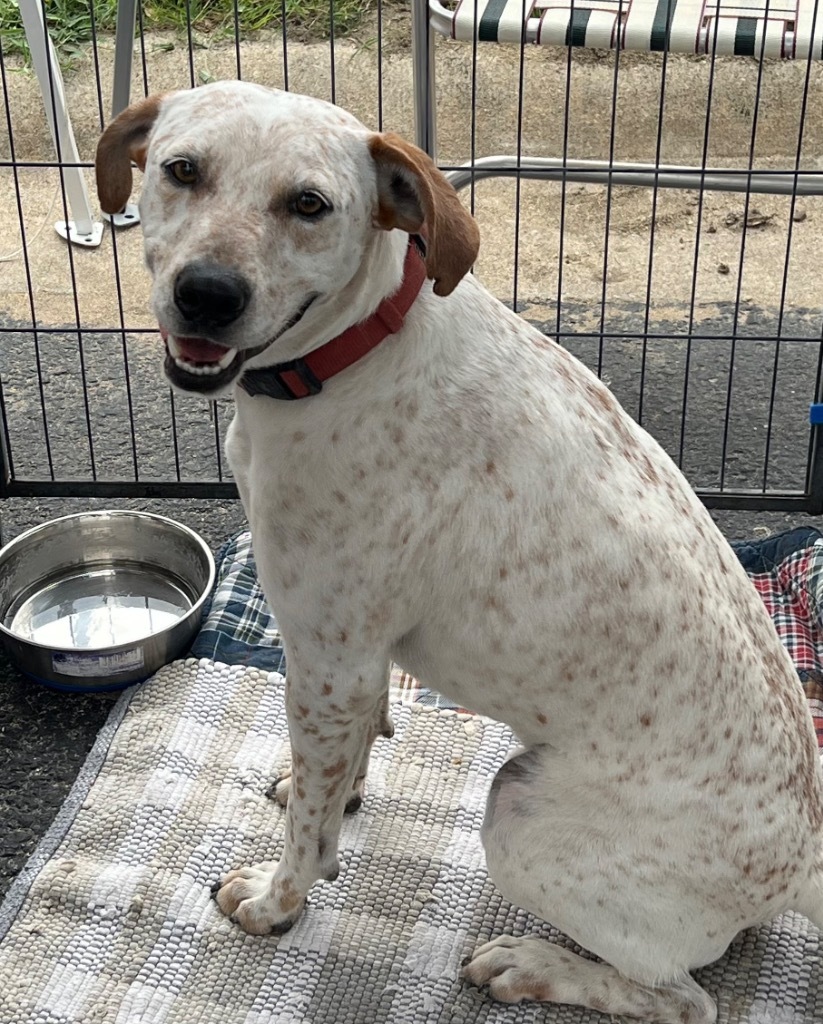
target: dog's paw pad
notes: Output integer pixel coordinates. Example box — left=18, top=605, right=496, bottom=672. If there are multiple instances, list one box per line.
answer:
left=265, top=772, right=292, bottom=807
left=270, top=917, right=297, bottom=935
left=344, top=793, right=363, bottom=815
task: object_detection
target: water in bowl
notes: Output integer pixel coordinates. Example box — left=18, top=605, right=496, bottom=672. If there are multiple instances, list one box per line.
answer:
left=8, top=564, right=193, bottom=649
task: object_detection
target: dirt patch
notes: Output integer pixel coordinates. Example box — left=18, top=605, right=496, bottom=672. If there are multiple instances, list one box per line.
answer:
left=1, top=22, right=822, bottom=329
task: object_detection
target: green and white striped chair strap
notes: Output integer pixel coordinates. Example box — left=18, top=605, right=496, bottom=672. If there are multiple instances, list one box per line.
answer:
left=447, top=0, right=823, bottom=59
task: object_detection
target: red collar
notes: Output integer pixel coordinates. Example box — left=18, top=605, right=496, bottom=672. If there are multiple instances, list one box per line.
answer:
left=239, top=236, right=428, bottom=400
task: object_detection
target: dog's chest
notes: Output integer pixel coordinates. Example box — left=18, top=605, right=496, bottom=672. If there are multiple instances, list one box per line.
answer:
left=226, top=395, right=445, bottom=624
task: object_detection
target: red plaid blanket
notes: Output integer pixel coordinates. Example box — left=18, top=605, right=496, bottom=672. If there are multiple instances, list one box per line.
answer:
left=732, top=527, right=823, bottom=750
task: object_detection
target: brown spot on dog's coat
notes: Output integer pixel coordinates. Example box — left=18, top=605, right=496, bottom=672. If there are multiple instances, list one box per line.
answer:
left=277, top=879, right=303, bottom=914
left=323, top=758, right=348, bottom=779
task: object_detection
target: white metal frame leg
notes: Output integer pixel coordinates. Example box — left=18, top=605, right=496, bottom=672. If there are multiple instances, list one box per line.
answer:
left=19, top=0, right=103, bottom=247
left=103, top=0, right=140, bottom=229
left=411, top=0, right=437, bottom=158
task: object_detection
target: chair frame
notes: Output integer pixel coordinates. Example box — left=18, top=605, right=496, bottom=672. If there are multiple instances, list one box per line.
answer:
left=411, top=0, right=823, bottom=196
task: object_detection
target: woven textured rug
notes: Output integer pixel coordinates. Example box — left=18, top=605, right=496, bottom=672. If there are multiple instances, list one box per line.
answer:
left=2, top=658, right=823, bottom=1023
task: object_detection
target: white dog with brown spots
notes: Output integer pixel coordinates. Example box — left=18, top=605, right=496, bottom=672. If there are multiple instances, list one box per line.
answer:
left=96, top=81, right=823, bottom=1023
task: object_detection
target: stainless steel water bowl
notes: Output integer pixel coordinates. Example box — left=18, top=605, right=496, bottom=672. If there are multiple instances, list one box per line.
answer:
left=0, top=511, right=215, bottom=692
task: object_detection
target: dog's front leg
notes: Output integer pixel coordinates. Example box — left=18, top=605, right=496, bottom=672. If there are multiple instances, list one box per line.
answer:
left=268, top=688, right=394, bottom=814
left=213, top=653, right=389, bottom=935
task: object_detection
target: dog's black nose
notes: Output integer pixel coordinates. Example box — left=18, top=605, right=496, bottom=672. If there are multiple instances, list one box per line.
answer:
left=173, top=262, right=251, bottom=328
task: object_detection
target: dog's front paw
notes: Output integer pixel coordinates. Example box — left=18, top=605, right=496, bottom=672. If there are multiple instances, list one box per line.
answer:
left=211, top=862, right=305, bottom=935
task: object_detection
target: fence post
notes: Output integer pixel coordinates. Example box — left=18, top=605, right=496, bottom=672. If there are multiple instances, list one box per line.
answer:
left=808, top=402, right=823, bottom=515
left=18, top=0, right=103, bottom=246
left=0, top=381, right=14, bottom=500
left=111, top=0, right=137, bottom=118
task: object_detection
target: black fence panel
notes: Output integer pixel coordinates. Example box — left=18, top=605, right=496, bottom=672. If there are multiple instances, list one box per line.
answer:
left=1, top=0, right=822, bottom=509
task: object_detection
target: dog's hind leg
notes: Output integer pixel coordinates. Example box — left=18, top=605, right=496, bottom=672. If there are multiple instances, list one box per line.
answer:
left=792, top=847, right=823, bottom=931
left=463, top=938, right=716, bottom=1023
left=463, top=747, right=720, bottom=1024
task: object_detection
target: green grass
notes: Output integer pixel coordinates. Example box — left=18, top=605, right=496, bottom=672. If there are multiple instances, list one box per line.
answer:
left=0, top=0, right=374, bottom=64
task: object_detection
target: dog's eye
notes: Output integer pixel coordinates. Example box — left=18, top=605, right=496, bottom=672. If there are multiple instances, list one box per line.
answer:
left=293, top=190, right=330, bottom=218
left=165, top=160, right=198, bottom=186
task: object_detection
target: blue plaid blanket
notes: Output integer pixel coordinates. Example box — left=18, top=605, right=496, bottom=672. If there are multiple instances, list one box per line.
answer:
left=191, top=532, right=286, bottom=674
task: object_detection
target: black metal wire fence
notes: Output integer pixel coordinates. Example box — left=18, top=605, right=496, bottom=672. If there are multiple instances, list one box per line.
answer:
left=1, top=0, right=823, bottom=509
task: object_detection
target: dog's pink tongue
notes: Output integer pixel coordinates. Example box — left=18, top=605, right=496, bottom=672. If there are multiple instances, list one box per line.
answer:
left=176, top=337, right=230, bottom=364
left=160, top=327, right=230, bottom=365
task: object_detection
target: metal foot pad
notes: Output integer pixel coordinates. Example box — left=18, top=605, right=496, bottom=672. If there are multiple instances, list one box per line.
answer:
left=102, top=203, right=140, bottom=229
left=55, top=220, right=105, bottom=248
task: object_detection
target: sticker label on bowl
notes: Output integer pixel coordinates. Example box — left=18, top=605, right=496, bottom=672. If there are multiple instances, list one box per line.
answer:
left=52, top=648, right=145, bottom=678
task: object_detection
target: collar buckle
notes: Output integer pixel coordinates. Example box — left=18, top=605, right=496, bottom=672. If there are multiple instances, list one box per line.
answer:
left=241, top=357, right=323, bottom=400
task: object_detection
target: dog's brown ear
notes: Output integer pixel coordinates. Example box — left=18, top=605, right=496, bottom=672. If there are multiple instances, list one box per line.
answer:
left=95, top=93, right=168, bottom=214
left=369, top=133, right=480, bottom=297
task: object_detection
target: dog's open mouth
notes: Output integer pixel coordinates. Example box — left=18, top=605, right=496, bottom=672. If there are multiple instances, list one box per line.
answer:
left=163, top=332, right=241, bottom=393
left=161, top=295, right=317, bottom=394
left=168, top=334, right=239, bottom=376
